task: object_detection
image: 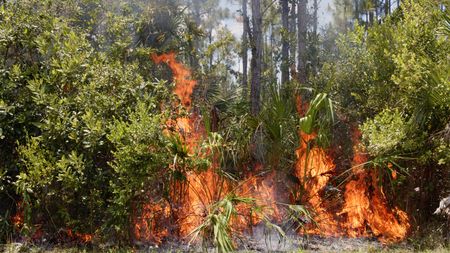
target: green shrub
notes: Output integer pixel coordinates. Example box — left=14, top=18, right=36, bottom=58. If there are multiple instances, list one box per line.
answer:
left=0, top=0, right=202, bottom=242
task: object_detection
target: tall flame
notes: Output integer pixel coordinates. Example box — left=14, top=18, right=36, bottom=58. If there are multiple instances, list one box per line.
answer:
left=151, top=52, right=196, bottom=109
left=294, top=132, right=340, bottom=235
left=293, top=111, right=410, bottom=242
left=339, top=128, right=410, bottom=243
left=136, top=52, right=284, bottom=244
left=133, top=52, right=200, bottom=244
left=136, top=52, right=232, bottom=242
left=134, top=53, right=410, bottom=246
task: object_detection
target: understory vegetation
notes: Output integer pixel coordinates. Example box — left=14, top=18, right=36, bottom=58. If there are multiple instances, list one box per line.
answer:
left=0, top=0, right=448, bottom=251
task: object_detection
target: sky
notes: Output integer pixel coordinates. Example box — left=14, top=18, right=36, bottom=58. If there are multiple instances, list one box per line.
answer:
left=213, top=0, right=335, bottom=75
left=220, top=0, right=334, bottom=38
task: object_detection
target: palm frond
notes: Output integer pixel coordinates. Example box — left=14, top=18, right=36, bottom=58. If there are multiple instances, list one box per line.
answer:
left=188, top=194, right=256, bottom=253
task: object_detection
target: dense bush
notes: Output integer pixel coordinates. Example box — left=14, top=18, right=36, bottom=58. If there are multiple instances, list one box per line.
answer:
left=0, top=0, right=448, bottom=248
left=0, top=0, right=204, bottom=242
left=320, top=0, right=450, bottom=222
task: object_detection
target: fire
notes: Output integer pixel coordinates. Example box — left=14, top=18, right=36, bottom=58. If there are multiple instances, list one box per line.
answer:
left=11, top=200, right=24, bottom=229
left=132, top=200, right=170, bottom=244
left=136, top=52, right=226, bottom=243
left=294, top=132, right=340, bottom=235
left=137, top=52, right=285, bottom=244
left=66, top=229, right=93, bottom=243
left=338, top=129, right=372, bottom=238
left=177, top=169, right=230, bottom=236
left=235, top=164, right=283, bottom=230
left=151, top=52, right=217, bottom=236
left=151, top=52, right=196, bottom=109
left=339, top=128, right=410, bottom=243
left=137, top=52, right=410, bottom=247
left=293, top=100, right=410, bottom=242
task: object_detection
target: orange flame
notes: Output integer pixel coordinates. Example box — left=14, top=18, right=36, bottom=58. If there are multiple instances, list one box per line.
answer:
left=177, top=169, right=230, bottom=237
left=293, top=99, right=410, bottom=242
left=11, top=201, right=24, bottom=229
left=137, top=52, right=410, bottom=247
left=134, top=52, right=212, bottom=243
left=294, top=132, right=340, bottom=235
left=66, top=229, right=93, bottom=243
left=143, top=52, right=284, bottom=243
left=234, top=164, right=283, bottom=231
left=132, top=200, right=170, bottom=244
left=151, top=52, right=197, bottom=109
left=339, top=128, right=409, bottom=243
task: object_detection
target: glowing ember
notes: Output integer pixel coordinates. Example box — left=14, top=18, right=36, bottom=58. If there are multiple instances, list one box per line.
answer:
left=11, top=201, right=24, bottom=229
left=66, top=229, right=93, bottom=243
left=132, top=200, right=170, bottom=244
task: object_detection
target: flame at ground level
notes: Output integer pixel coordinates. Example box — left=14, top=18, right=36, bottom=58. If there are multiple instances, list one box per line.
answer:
left=131, top=52, right=410, bottom=246
left=133, top=123, right=410, bottom=245
left=338, top=129, right=410, bottom=243
left=294, top=132, right=340, bottom=235
left=135, top=52, right=283, bottom=243
left=293, top=128, right=410, bottom=243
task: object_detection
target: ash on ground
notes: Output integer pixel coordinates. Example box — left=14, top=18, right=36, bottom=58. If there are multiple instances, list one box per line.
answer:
left=155, top=225, right=403, bottom=252
left=236, top=225, right=386, bottom=252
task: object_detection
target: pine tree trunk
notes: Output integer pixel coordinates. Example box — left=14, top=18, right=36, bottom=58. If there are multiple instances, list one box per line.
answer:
left=384, top=0, right=390, bottom=16
left=369, top=9, right=374, bottom=25
left=250, top=0, right=262, bottom=115
left=190, top=0, right=201, bottom=69
left=242, top=0, right=249, bottom=98
left=312, top=0, right=318, bottom=75
left=290, top=0, right=296, bottom=77
left=297, top=0, right=307, bottom=84
left=354, top=0, right=360, bottom=21
left=281, top=0, right=289, bottom=85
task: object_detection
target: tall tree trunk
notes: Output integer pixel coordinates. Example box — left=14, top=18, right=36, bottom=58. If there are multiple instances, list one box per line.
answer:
left=375, top=0, right=379, bottom=21
left=312, top=0, right=318, bottom=75
left=281, top=0, right=289, bottom=85
left=312, top=0, right=318, bottom=36
left=270, top=24, right=275, bottom=84
left=250, top=0, right=262, bottom=116
left=242, top=0, right=249, bottom=98
left=190, top=0, right=202, bottom=69
left=366, top=10, right=369, bottom=25
left=354, top=0, right=360, bottom=21
left=384, top=0, right=390, bottom=16
left=297, top=0, right=307, bottom=84
left=248, top=0, right=263, bottom=163
left=208, top=29, right=213, bottom=70
left=290, top=0, right=296, bottom=78
left=344, top=1, right=348, bottom=30
left=369, top=9, right=374, bottom=25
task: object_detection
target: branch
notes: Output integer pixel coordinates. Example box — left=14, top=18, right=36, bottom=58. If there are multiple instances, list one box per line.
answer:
left=262, top=0, right=277, bottom=16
